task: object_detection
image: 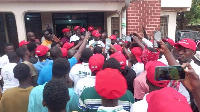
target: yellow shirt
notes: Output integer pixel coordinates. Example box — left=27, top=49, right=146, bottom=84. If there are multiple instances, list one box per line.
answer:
left=0, top=86, right=33, bottom=112
left=42, top=39, right=52, bottom=48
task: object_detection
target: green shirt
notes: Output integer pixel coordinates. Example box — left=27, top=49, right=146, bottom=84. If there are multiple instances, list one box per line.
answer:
left=78, top=87, right=134, bottom=112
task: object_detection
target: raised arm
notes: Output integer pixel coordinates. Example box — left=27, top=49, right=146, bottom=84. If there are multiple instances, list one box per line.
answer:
left=73, top=32, right=90, bottom=61
left=157, top=40, right=179, bottom=65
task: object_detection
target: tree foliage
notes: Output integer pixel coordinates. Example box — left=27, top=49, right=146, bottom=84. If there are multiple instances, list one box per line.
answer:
left=185, top=0, right=200, bottom=25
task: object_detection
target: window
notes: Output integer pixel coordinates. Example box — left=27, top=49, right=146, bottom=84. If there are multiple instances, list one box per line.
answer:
left=160, top=16, right=168, bottom=39
left=25, top=13, right=42, bottom=40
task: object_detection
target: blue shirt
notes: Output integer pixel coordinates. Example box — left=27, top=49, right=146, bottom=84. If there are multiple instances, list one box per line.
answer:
left=37, top=57, right=77, bottom=85
left=28, top=83, right=75, bottom=112
left=33, top=59, right=53, bottom=74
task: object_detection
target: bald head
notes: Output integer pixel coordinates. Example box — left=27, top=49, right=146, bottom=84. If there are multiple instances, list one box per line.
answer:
left=27, top=32, right=35, bottom=42
left=67, top=49, right=76, bottom=59
left=50, top=46, right=62, bottom=60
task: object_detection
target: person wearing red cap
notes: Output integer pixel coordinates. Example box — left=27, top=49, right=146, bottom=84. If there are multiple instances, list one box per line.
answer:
left=60, top=48, right=68, bottom=58
left=130, top=61, right=169, bottom=112
left=110, top=35, right=117, bottom=45
left=88, top=26, right=94, bottom=33
left=110, top=52, right=136, bottom=94
left=70, top=26, right=81, bottom=42
left=69, top=48, right=93, bottom=93
left=78, top=59, right=134, bottom=112
left=96, top=68, right=127, bottom=112
left=130, top=47, right=144, bottom=76
left=81, top=27, right=86, bottom=34
left=27, top=32, right=41, bottom=44
left=75, top=54, right=105, bottom=97
left=88, top=30, right=105, bottom=48
left=147, top=87, right=192, bottom=112
left=60, top=28, right=71, bottom=45
left=33, top=45, right=52, bottom=75
left=19, top=40, right=29, bottom=48
left=174, top=38, right=200, bottom=75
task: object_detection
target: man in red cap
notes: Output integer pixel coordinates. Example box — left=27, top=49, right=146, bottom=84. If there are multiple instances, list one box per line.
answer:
left=130, top=47, right=144, bottom=76
left=110, top=35, right=117, bottom=45
left=95, top=68, right=127, bottom=112
left=78, top=59, right=134, bottom=112
left=88, top=26, right=94, bottom=33
left=88, top=30, right=105, bottom=48
left=33, top=45, right=52, bottom=74
left=75, top=54, right=105, bottom=97
left=60, top=28, right=71, bottom=45
left=110, top=52, right=136, bottom=94
left=19, top=40, right=29, bottom=48
left=147, top=87, right=192, bottom=112
left=70, top=26, right=81, bottom=42
left=130, top=61, right=169, bottom=112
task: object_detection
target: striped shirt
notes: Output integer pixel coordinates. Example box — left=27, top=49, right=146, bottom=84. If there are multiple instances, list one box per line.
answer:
left=78, top=87, right=134, bottom=112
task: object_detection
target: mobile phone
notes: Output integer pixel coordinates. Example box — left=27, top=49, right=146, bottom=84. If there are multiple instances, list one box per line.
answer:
left=153, top=31, right=161, bottom=48
left=155, top=66, right=185, bottom=81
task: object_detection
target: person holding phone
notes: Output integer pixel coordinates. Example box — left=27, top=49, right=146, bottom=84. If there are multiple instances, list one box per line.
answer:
left=88, top=30, right=105, bottom=48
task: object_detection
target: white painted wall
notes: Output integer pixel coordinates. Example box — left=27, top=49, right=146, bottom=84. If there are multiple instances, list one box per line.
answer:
left=161, top=11, right=177, bottom=41
left=161, top=0, right=192, bottom=9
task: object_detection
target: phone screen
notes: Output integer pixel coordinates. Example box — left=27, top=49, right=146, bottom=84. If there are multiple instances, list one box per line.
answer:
left=155, top=66, right=185, bottom=81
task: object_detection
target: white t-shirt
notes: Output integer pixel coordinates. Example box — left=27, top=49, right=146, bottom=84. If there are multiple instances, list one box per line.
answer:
left=130, top=94, right=148, bottom=112
left=131, top=62, right=144, bottom=77
left=1, top=63, right=19, bottom=93
left=89, top=40, right=105, bottom=48
left=0, top=55, right=9, bottom=69
left=75, top=76, right=95, bottom=96
left=70, top=34, right=80, bottom=42
left=98, top=105, right=127, bottom=112
left=69, top=63, right=92, bottom=93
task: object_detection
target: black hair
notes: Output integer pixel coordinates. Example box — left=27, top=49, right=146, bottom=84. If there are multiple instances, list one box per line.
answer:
left=102, top=58, right=121, bottom=71
left=93, top=46, right=102, bottom=54
left=52, top=58, right=70, bottom=79
left=27, top=42, right=37, bottom=52
left=101, top=30, right=107, bottom=34
left=4, top=43, right=13, bottom=48
left=81, top=48, right=93, bottom=62
left=51, top=42, right=59, bottom=48
left=16, top=47, right=27, bottom=58
left=14, top=63, right=30, bottom=82
left=113, top=30, right=119, bottom=34
left=43, top=80, right=69, bottom=112
left=7, top=51, right=18, bottom=63
left=50, top=46, right=62, bottom=60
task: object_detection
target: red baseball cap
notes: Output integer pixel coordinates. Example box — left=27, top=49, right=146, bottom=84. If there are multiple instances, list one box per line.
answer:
left=81, top=28, right=86, bottom=33
left=162, top=38, right=175, bottom=46
left=147, top=87, right=192, bottom=112
left=146, top=61, right=169, bottom=87
left=88, top=26, right=94, bottom=31
left=113, top=45, right=123, bottom=53
left=110, top=52, right=126, bottom=69
left=97, top=27, right=102, bottom=31
left=131, top=47, right=142, bottom=63
left=95, top=68, right=127, bottom=99
left=110, top=35, right=117, bottom=40
left=19, top=40, right=29, bottom=47
left=62, top=28, right=71, bottom=33
left=174, top=38, right=196, bottom=51
left=74, top=26, right=81, bottom=31
left=35, top=45, right=49, bottom=56
left=63, top=42, right=74, bottom=50
left=61, top=48, right=68, bottom=57
left=92, top=30, right=101, bottom=37
left=89, top=54, right=105, bottom=73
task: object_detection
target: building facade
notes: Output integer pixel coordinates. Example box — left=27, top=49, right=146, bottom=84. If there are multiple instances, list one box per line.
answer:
left=0, top=0, right=192, bottom=55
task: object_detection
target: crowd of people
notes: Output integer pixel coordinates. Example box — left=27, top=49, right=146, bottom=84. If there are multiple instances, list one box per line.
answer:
left=0, top=25, right=200, bottom=112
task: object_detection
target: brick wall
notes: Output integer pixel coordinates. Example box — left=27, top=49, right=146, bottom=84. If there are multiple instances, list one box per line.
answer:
left=126, top=0, right=161, bottom=38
